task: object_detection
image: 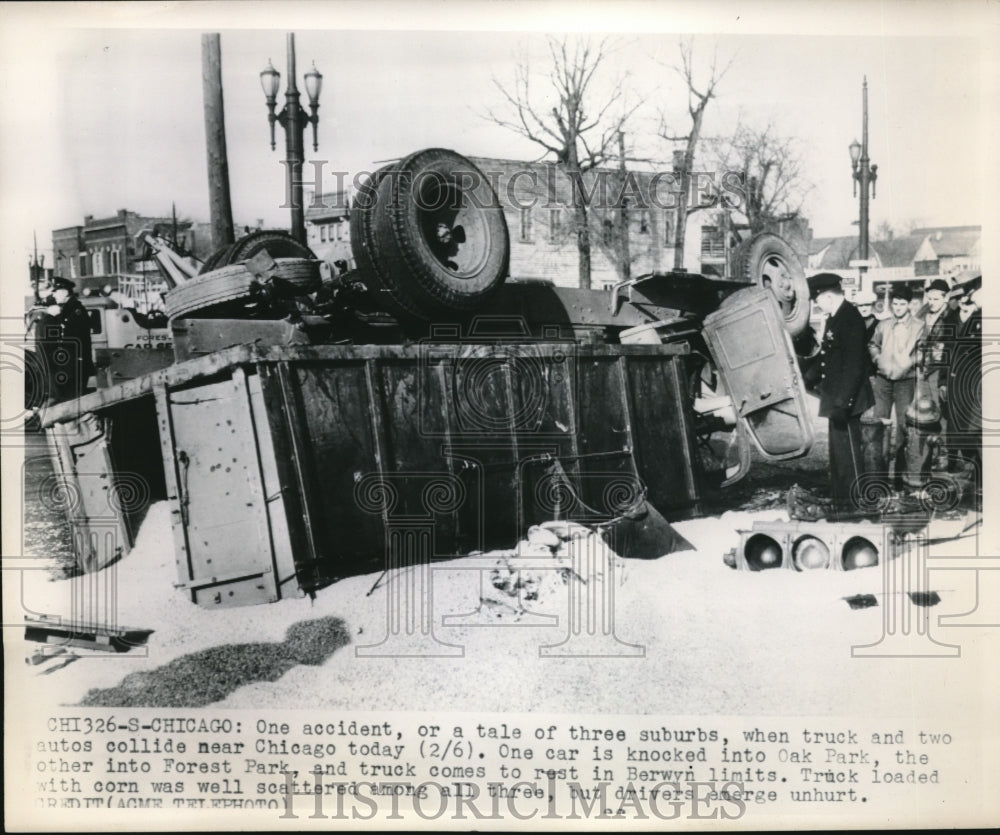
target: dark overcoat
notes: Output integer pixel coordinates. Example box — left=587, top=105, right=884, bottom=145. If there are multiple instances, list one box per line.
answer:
left=946, top=309, right=982, bottom=437
left=814, top=299, right=874, bottom=419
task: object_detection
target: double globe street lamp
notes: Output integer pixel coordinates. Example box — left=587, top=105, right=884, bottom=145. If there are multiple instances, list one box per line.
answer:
left=260, top=33, right=323, bottom=245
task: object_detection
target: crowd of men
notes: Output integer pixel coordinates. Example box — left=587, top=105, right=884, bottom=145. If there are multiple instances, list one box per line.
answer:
left=804, top=271, right=983, bottom=517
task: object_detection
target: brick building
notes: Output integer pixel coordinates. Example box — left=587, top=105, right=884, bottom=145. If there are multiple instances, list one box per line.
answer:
left=51, top=209, right=217, bottom=282
left=468, top=157, right=748, bottom=289
left=305, top=190, right=351, bottom=269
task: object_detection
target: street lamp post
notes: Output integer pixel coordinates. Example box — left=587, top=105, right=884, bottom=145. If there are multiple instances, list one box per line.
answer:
left=260, top=33, right=322, bottom=245
left=849, top=76, right=878, bottom=286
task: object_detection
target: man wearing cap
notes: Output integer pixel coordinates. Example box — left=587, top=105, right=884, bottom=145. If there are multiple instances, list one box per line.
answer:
left=852, top=290, right=883, bottom=474
left=867, top=285, right=926, bottom=483
left=39, top=277, right=95, bottom=403
left=806, top=273, right=874, bottom=516
left=919, top=279, right=959, bottom=396
left=854, top=290, right=878, bottom=335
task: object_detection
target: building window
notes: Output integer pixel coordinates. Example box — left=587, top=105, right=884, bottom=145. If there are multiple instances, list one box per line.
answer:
left=93, top=250, right=104, bottom=276
left=602, top=217, right=615, bottom=247
left=700, top=225, right=725, bottom=258
left=320, top=225, right=327, bottom=242
left=519, top=207, right=533, bottom=243
left=78, top=254, right=88, bottom=277
left=639, top=210, right=650, bottom=234
left=549, top=208, right=562, bottom=243
left=335, top=222, right=343, bottom=241
left=110, top=249, right=121, bottom=274
left=664, top=213, right=673, bottom=247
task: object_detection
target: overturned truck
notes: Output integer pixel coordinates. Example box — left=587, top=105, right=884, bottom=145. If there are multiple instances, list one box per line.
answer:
left=40, top=149, right=814, bottom=608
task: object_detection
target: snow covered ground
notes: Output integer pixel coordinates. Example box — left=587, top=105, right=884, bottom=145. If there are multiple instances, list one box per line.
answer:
left=8, top=500, right=989, bottom=718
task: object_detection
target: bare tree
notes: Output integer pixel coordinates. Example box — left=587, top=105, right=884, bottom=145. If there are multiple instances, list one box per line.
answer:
left=658, top=39, right=733, bottom=269
left=488, top=37, right=639, bottom=289
left=872, top=219, right=895, bottom=242
left=711, top=122, right=812, bottom=236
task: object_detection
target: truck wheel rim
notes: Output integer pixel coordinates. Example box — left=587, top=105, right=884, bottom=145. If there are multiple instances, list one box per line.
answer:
left=760, top=254, right=797, bottom=306
left=417, top=178, right=490, bottom=279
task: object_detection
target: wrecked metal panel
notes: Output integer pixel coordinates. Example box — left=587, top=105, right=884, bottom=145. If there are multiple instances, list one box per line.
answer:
left=623, top=354, right=702, bottom=515
left=159, top=371, right=284, bottom=607
left=702, top=287, right=814, bottom=460
left=46, top=414, right=132, bottom=574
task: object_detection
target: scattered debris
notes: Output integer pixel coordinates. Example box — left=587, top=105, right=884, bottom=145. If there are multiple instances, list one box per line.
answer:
left=844, top=594, right=879, bottom=610
left=907, top=590, right=942, bottom=607
left=24, top=615, right=154, bottom=653
left=479, top=522, right=638, bottom=618
left=786, top=483, right=832, bottom=521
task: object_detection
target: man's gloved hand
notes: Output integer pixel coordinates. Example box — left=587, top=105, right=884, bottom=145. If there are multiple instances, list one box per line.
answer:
left=829, top=405, right=849, bottom=426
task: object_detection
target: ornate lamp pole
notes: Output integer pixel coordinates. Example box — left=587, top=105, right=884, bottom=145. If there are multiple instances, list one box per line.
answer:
left=260, top=33, right=322, bottom=245
left=849, top=76, right=878, bottom=280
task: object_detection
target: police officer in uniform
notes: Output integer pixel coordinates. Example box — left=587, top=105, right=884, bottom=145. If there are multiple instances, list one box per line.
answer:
left=805, top=273, right=875, bottom=517
left=39, top=276, right=95, bottom=403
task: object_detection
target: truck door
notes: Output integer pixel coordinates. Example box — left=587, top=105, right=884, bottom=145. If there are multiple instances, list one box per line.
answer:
left=702, top=286, right=814, bottom=461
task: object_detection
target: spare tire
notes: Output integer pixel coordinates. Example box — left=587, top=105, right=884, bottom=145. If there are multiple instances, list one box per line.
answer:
left=164, top=258, right=321, bottom=320
left=731, top=232, right=810, bottom=336
left=353, top=148, right=509, bottom=319
left=227, top=229, right=316, bottom=262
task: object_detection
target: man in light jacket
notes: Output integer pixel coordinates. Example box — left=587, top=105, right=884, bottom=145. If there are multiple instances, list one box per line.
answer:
left=868, top=285, right=926, bottom=484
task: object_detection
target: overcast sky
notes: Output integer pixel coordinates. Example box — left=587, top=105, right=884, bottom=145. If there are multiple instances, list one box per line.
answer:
left=1, top=1, right=996, bottom=280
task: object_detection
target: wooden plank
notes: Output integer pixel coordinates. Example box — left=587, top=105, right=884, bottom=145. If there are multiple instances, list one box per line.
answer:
left=252, top=366, right=307, bottom=597
left=152, top=384, right=195, bottom=601
left=233, top=366, right=282, bottom=603
left=276, top=361, right=326, bottom=581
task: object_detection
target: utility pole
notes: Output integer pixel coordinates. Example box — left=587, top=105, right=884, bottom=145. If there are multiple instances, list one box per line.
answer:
left=202, top=33, right=235, bottom=250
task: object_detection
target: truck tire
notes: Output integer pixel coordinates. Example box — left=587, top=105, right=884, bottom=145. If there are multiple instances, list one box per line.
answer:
left=198, top=230, right=315, bottom=275
left=198, top=242, right=239, bottom=275
left=349, top=164, right=395, bottom=285
left=164, top=265, right=255, bottom=319
left=355, top=148, right=509, bottom=319
left=227, top=229, right=316, bottom=262
left=164, top=258, right=321, bottom=320
left=731, top=233, right=810, bottom=336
